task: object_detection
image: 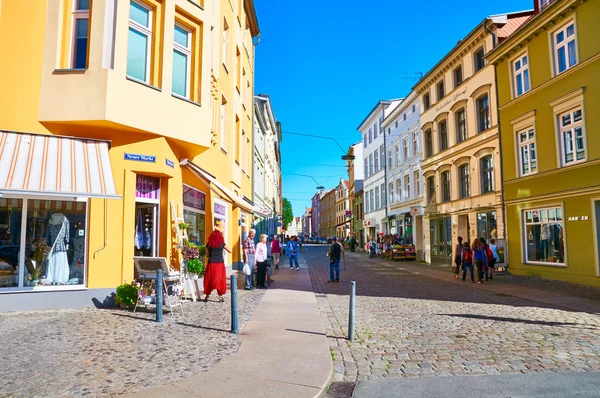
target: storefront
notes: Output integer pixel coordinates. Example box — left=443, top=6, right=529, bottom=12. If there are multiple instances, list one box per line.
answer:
left=429, top=216, right=452, bottom=264
left=182, top=185, right=206, bottom=246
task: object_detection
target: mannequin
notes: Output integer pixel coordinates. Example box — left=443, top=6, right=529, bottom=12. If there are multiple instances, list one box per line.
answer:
left=46, top=213, right=70, bottom=284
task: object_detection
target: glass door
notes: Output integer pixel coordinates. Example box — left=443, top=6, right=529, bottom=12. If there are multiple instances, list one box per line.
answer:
left=134, top=203, right=158, bottom=257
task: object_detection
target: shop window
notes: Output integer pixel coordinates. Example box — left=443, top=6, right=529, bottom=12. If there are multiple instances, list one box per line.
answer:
left=480, top=156, right=494, bottom=194
left=477, top=211, right=498, bottom=243
left=518, top=128, right=537, bottom=176
left=559, top=107, right=586, bottom=165
left=127, top=0, right=153, bottom=83
left=524, top=208, right=564, bottom=264
left=458, top=163, right=470, bottom=198
left=172, top=24, right=192, bottom=98
left=512, top=53, right=531, bottom=97
left=453, top=65, right=462, bottom=88
left=441, top=171, right=451, bottom=203
left=183, top=185, right=206, bottom=245
left=438, top=120, right=448, bottom=151
left=456, top=108, right=467, bottom=143
left=552, top=21, right=577, bottom=76
left=0, top=199, right=23, bottom=288
left=71, top=0, right=90, bottom=69
left=477, top=95, right=490, bottom=133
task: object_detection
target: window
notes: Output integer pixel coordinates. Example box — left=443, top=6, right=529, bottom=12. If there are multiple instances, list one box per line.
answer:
left=477, top=95, right=490, bottom=133
left=456, top=108, right=467, bottom=143
left=370, top=190, right=374, bottom=212
left=374, top=123, right=378, bottom=139
left=172, top=24, right=191, bottom=97
left=518, top=128, right=537, bottom=176
left=235, top=115, right=241, bottom=162
left=389, top=182, right=394, bottom=204
left=369, top=154, right=373, bottom=176
left=403, top=113, right=407, bottom=121
left=127, top=1, right=152, bottom=83
left=441, top=171, right=451, bottom=202
left=396, top=178, right=402, bottom=202
left=364, top=158, right=368, bottom=178
left=71, top=0, right=90, bottom=69
left=395, top=120, right=398, bottom=128
left=559, top=108, right=586, bottom=165
left=523, top=207, right=564, bottom=264
left=404, top=175, right=411, bottom=199
left=375, top=186, right=380, bottom=209
left=437, top=79, right=445, bottom=101
left=368, top=128, right=372, bottom=144
left=438, top=120, right=448, bottom=151
left=394, top=144, right=400, bottom=166
left=480, top=156, right=494, bottom=194
left=236, top=46, right=241, bottom=91
left=381, top=183, right=386, bottom=206
left=363, top=134, right=367, bottom=148
left=453, top=65, right=462, bottom=88
left=539, top=0, right=551, bottom=9
left=365, top=192, right=370, bottom=212
left=222, top=18, right=230, bottom=69
left=220, top=96, right=228, bottom=150
left=425, top=129, right=433, bottom=158
left=380, top=145, right=385, bottom=169
left=512, top=54, right=531, bottom=97
left=423, top=93, right=431, bottom=110
left=458, top=164, right=470, bottom=198
left=374, top=150, right=379, bottom=173
left=412, top=104, right=416, bottom=113
left=412, top=131, right=419, bottom=155
left=414, top=171, right=420, bottom=196
left=403, top=138, right=408, bottom=161
left=388, top=149, right=393, bottom=169
left=183, top=185, right=207, bottom=246
left=552, top=21, right=577, bottom=75
left=427, top=176, right=435, bottom=204
left=474, top=47, right=485, bottom=72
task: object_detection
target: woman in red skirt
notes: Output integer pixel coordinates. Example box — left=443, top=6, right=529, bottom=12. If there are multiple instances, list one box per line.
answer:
left=203, top=225, right=232, bottom=302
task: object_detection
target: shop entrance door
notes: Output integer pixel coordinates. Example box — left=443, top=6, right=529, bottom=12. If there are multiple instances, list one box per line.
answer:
left=134, top=203, right=159, bottom=257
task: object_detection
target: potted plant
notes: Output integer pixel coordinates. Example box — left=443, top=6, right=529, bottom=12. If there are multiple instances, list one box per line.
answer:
left=182, top=240, right=205, bottom=279
left=186, top=258, right=204, bottom=279
left=115, top=281, right=140, bottom=310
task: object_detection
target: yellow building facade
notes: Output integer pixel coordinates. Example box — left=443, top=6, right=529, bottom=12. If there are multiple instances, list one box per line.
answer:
left=0, top=0, right=260, bottom=311
left=488, top=0, right=600, bottom=287
left=414, top=12, right=532, bottom=265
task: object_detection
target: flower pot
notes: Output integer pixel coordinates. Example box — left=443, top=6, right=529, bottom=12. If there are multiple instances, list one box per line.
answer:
left=192, top=274, right=199, bottom=280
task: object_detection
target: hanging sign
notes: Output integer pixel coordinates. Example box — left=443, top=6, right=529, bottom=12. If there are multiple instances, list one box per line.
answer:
left=124, top=153, right=156, bottom=163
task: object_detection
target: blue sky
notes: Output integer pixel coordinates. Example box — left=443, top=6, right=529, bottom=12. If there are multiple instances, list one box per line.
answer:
left=254, top=0, right=533, bottom=216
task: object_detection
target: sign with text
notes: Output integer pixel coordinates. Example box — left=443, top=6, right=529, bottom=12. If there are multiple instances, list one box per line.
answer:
left=124, top=153, right=156, bottom=163
left=214, top=203, right=227, bottom=216
left=136, top=175, right=160, bottom=200
left=183, top=186, right=206, bottom=212
left=165, top=159, right=175, bottom=168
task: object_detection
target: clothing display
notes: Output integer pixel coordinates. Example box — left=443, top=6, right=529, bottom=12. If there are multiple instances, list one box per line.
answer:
left=46, top=213, right=70, bottom=284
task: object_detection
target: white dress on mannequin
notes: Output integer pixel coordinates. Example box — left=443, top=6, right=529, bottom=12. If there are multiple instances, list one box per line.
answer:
left=46, top=213, right=70, bottom=284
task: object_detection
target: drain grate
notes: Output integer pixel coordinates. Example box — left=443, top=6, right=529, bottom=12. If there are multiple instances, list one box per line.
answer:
left=326, top=381, right=356, bottom=398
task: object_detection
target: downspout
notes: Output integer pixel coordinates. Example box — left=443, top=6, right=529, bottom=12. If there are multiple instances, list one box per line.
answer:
left=382, top=112, right=388, bottom=233
left=486, top=19, right=509, bottom=271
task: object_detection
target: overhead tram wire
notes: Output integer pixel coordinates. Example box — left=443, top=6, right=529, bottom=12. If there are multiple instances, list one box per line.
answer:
left=282, top=131, right=356, bottom=159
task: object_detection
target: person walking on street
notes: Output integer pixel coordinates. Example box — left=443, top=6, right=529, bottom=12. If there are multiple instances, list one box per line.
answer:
left=286, top=235, right=300, bottom=270
left=255, top=234, right=269, bottom=289
left=480, top=238, right=495, bottom=281
left=489, top=239, right=500, bottom=280
left=472, top=238, right=488, bottom=284
left=350, top=236, right=357, bottom=252
left=271, top=234, right=282, bottom=269
left=454, top=236, right=464, bottom=279
left=203, top=225, right=232, bottom=302
left=243, top=229, right=257, bottom=290
left=461, top=241, right=474, bottom=283
left=327, top=236, right=343, bottom=283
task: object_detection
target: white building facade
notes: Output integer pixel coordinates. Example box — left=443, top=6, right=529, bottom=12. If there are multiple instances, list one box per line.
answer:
left=382, top=92, right=425, bottom=259
left=358, top=99, right=403, bottom=243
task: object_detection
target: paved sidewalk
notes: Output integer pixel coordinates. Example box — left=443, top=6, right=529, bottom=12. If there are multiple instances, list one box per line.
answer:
left=123, top=254, right=332, bottom=398
left=348, top=252, right=599, bottom=314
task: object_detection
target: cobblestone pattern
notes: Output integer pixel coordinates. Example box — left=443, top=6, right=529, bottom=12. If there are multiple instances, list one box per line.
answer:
left=304, top=246, right=600, bottom=383
left=0, top=282, right=264, bottom=397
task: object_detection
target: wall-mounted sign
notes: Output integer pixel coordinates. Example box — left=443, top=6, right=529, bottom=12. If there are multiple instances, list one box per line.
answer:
left=183, top=186, right=206, bottom=212
left=124, top=153, right=156, bottom=163
left=363, top=220, right=373, bottom=227
left=568, top=216, right=589, bottom=221
left=214, top=203, right=227, bottom=216
left=136, top=175, right=160, bottom=200
left=166, top=159, right=174, bottom=168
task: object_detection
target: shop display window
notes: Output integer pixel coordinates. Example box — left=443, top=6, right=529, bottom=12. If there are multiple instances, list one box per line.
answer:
left=524, top=207, right=564, bottom=264
left=477, top=211, right=497, bottom=242
left=184, top=210, right=205, bottom=245
left=0, top=199, right=23, bottom=288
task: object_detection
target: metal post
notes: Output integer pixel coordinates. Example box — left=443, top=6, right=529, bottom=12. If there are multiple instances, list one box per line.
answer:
left=156, top=268, right=163, bottom=322
left=348, top=281, right=356, bottom=341
left=231, top=274, right=239, bottom=334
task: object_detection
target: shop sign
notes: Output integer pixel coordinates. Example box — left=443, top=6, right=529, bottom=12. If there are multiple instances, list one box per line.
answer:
left=568, top=216, right=589, bottom=221
left=214, top=203, right=227, bottom=216
left=183, top=186, right=205, bottom=212
left=363, top=219, right=373, bottom=227
left=136, top=175, right=160, bottom=200
left=345, top=210, right=352, bottom=218
left=165, top=159, right=175, bottom=168
left=124, top=153, right=156, bottom=163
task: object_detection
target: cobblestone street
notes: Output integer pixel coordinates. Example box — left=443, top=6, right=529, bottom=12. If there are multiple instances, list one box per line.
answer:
left=0, top=284, right=264, bottom=397
left=304, top=245, right=600, bottom=383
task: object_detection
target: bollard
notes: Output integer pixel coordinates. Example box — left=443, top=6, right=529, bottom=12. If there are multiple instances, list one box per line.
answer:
left=348, top=281, right=356, bottom=341
left=156, top=268, right=163, bottom=322
left=231, top=274, right=239, bottom=334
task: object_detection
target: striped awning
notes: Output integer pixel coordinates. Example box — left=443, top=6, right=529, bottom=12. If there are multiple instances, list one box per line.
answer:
left=0, top=131, right=120, bottom=199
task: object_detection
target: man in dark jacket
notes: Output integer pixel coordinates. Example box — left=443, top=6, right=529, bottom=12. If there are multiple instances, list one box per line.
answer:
left=328, top=236, right=343, bottom=283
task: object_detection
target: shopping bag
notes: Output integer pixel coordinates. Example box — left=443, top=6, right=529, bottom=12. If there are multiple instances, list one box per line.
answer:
left=243, top=263, right=251, bottom=276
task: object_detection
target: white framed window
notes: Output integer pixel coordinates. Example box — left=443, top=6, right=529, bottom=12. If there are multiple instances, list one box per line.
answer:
left=375, top=186, right=380, bottom=209
left=369, top=153, right=373, bottom=176
left=518, top=128, right=537, bottom=176
left=365, top=191, right=370, bottom=212
left=559, top=107, right=586, bottom=165
left=368, top=128, right=372, bottom=144
left=387, top=149, right=392, bottom=169
left=374, top=150, right=379, bottom=173
left=222, top=18, right=230, bottom=70
left=380, top=183, right=386, bottom=206
left=414, top=170, right=420, bottom=196
left=71, top=0, right=90, bottom=69
left=403, top=138, right=408, bottom=161
left=412, top=131, right=419, bottom=155
left=380, top=145, right=385, bottom=169
left=172, top=24, right=191, bottom=98
left=221, top=96, right=228, bottom=151
left=523, top=207, right=565, bottom=265
left=396, top=178, right=402, bottom=202
left=394, top=143, right=400, bottom=166
left=127, top=0, right=152, bottom=83
left=404, top=175, right=411, bottom=199
left=388, top=182, right=394, bottom=204
left=552, top=21, right=578, bottom=75
left=512, top=53, right=531, bottom=97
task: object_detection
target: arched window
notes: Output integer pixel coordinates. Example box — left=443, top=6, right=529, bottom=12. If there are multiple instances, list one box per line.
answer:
left=480, top=156, right=494, bottom=193
left=458, top=163, right=470, bottom=198
left=439, top=120, right=448, bottom=151
left=441, top=171, right=451, bottom=203
left=456, top=108, right=467, bottom=143
left=476, top=95, right=490, bottom=133
left=425, top=129, right=433, bottom=158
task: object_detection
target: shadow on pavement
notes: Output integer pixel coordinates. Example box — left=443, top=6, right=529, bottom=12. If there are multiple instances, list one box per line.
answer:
left=285, top=328, right=347, bottom=340
left=435, top=313, right=599, bottom=329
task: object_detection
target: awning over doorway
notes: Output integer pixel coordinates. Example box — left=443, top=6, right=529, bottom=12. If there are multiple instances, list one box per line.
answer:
left=181, top=158, right=259, bottom=215
left=0, top=131, right=120, bottom=199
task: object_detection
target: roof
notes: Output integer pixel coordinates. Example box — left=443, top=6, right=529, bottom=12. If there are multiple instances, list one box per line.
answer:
left=343, top=180, right=350, bottom=189
left=244, top=0, right=260, bottom=37
left=497, top=15, right=532, bottom=39
left=356, top=98, right=403, bottom=131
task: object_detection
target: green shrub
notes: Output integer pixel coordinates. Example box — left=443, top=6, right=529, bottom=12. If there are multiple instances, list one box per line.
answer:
left=115, top=282, right=140, bottom=308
